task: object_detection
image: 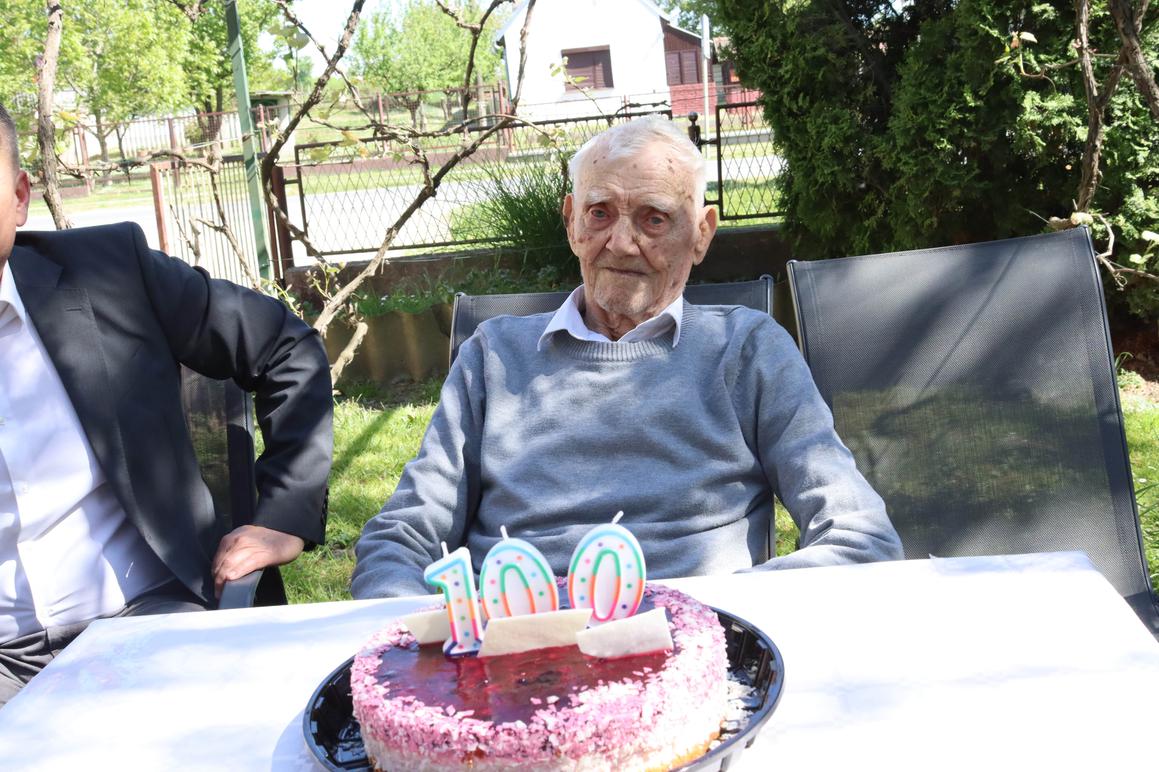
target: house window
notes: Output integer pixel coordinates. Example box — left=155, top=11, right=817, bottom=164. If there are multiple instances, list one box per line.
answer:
left=665, top=49, right=701, bottom=86
left=562, top=47, right=613, bottom=90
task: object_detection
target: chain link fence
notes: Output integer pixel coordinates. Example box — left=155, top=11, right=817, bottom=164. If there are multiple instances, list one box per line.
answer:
left=151, top=156, right=267, bottom=287
left=145, top=93, right=782, bottom=270
left=282, top=108, right=674, bottom=259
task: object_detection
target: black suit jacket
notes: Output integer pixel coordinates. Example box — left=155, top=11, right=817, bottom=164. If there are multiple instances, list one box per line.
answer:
left=9, top=222, right=332, bottom=605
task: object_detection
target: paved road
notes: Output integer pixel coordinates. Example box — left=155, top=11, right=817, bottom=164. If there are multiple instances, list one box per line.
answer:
left=25, top=205, right=161, bottom=251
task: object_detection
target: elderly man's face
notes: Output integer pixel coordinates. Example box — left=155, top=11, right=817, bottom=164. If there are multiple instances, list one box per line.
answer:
left=0, top=149, right=31, bottom=272
left=563, top=142, right=717, bottom=334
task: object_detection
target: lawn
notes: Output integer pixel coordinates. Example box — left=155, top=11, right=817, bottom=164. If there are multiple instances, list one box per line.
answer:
left=282, top=379, right=1159, bottom=605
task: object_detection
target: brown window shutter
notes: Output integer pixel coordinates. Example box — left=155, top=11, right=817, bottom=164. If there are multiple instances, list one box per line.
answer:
left=666, top=51, right=681, bottom=86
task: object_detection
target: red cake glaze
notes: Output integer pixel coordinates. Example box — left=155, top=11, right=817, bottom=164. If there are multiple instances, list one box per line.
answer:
left=351, top=582, right=729, bottom=771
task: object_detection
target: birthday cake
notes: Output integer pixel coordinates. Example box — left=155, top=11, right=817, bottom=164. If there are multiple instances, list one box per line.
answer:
left=350, top=581, right=730, bottom=771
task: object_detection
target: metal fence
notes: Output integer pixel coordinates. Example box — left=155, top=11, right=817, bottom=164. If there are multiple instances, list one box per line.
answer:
left=281, top=108, right=673, bottom=258
left=710, top=100, right=782, bottom=221
left=151, top=156, right=267, bottom=287
left=148, top=94, right=782, bottom=272
left=275, top=103, right=780, bottom=260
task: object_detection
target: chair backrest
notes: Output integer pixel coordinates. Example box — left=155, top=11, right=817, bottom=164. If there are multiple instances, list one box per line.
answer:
left=180, top=368, right=286, bottom=606
left=449, top=275, right=774, bottom=366
left=787, top=229, right=1158, bottom=634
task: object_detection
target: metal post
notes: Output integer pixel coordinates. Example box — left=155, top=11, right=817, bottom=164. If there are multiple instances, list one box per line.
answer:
left=150, top=162, right=170, bottom=254
left=701, top=15, right=711, bottom=137
left=226, top=0, right=272, bottom=281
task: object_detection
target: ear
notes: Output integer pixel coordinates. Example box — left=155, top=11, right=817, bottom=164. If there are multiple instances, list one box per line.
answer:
left=691, top=205, right=717, bottom=266
left=562, top=193, right=574, bottom=240
left=15, top=170, right=30, bottom=228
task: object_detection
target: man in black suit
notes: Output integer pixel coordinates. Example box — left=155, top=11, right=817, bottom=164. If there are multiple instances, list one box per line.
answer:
left=0, top=103, right=332, bottom=706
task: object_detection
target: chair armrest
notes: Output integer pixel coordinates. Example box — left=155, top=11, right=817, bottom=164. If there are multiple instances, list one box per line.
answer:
left=217, top=568, right=264, bottom=610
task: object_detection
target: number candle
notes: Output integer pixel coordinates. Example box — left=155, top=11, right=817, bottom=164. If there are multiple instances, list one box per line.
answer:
left=567, top=512, right=646, bottom=625
left=424, top=542, right=484, bottom=656
left=480, top=526, right=560, bottom=620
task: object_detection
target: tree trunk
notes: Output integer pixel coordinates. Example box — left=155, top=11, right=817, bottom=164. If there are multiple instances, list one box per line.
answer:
left=1108, top=0, right=1159, bottom=120
left=93, top=110, right=113, bottom=185
left=116, top=125, right=132, bottom=181
left=37, top=0, right=70, bottom=229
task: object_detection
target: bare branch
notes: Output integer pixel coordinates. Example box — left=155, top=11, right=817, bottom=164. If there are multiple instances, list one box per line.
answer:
left=1108, top=0, right=1159, bottom=119
left=310, top=0, right=540, bottom=345
left=329, top=320, right=369, bottom=385
left=163, top=1, right=205, bottom=23
left=1092, top=214, right=1159, bottom=286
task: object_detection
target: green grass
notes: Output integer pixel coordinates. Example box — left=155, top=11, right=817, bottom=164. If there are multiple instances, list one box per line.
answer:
left=282, top=379, right=442, bottom=603
left=1125, top=402, right=1159, bottom=589
left=283, top=380, right=1159, bottom=605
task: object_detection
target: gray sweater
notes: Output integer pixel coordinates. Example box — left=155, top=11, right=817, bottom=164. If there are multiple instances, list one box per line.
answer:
left=351, top=304, right=902, bottom=598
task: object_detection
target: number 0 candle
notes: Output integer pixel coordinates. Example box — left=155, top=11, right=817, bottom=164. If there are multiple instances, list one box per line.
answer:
left=480, top=526, right=559, bottom=620
left=567, top=512, right=646, bottom=624
left=424, top=543, right=484, bottom=656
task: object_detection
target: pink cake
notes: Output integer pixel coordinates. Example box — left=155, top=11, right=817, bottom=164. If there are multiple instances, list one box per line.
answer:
left=350, top=583, right=729, bottom=771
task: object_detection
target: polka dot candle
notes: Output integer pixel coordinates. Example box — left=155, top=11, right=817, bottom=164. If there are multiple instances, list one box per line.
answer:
left=423, top=544, right=484, bottom=656
left=567, top=512, right=646, bottom=624
left=479, top=526, right=560, bottom=620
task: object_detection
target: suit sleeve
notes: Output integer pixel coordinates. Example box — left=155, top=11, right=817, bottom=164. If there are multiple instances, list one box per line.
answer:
left=129, top=224, right=333, bottom=546
left=350, top=333, right=486, bottom=598
left=737, top=318, right=903, bottom=569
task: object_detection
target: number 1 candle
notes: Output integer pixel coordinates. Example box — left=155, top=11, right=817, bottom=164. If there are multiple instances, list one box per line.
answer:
left=567, top=512, right=646, bottom=625
left=480, top=526, right=559, bottom=620
left=424, top=543, right=484, bottom=656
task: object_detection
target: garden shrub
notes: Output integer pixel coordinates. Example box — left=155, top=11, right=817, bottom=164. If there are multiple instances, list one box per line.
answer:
left=711, top=0, right=1159, bottom=322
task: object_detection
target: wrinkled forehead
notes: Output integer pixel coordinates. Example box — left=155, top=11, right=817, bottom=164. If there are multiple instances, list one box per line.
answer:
left=574, top=141, right=697, bottom=204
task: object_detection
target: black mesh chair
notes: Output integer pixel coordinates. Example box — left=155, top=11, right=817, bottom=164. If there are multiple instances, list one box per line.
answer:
left=787, top=229, right=1158, bottom=636
left=449, top=275, right=774, bottom=365
left=180, top=368, right=287, bottom=608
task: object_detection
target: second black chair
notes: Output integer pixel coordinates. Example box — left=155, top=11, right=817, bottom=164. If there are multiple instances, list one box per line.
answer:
left=787, top=229, right=1158, bottom=636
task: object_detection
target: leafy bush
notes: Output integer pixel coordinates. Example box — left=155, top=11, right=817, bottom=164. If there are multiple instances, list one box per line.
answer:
left=449, top=156, right=579, bottom=285
left=711, top=0, right=1159, bottom=321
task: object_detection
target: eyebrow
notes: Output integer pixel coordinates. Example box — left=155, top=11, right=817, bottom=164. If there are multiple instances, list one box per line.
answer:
left=580, top=188, right=678, bottom=213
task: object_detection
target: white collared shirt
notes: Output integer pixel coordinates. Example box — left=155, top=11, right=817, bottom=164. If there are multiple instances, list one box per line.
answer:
left=537, top=286, right=684, bottom=350
left=0, top=267, right=172, bottom=642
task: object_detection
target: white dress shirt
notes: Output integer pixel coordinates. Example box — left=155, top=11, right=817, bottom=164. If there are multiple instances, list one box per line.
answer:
left=0, top=267, right=172, bottom=643
left=537, top=286, right=684, bottom=350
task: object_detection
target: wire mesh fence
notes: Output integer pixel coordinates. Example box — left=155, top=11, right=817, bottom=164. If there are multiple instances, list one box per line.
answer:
left=151, top=156, right=266, bottom=287
left=712, top=99, right=783, bottom=221
left=283, top=108, right=673, bottom=258
left=141, top=91, right=781, bottom=272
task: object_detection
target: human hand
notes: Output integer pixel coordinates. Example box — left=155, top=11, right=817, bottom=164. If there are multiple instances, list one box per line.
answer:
left=212, top=525, right=305, bottom=598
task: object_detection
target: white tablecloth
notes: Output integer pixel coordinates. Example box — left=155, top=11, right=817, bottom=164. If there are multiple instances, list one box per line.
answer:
left=1, top=552, right=1157, bottom=771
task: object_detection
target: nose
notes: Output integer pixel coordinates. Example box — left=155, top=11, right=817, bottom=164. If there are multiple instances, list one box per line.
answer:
left=606, top=216, right=640, bottom=255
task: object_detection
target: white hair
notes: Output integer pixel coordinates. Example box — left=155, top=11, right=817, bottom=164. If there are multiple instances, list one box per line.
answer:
left=568, top=116, right=707, bottom=203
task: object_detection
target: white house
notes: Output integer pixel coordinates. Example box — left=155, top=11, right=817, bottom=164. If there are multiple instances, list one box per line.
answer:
left=494, top=0, right=712, bottom=121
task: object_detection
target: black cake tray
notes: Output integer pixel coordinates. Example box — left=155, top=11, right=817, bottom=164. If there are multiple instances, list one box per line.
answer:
left=303, top=608, right=785, bottom=771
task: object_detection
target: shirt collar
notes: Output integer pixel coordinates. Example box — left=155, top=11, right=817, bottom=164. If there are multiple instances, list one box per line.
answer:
left=0, top=265, right=27, bottom=337
left=537, top=285, right=684, bottom=351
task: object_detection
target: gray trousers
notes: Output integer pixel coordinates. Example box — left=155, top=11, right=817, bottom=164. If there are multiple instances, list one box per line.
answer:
left=0, top=581, right=207, bottom=707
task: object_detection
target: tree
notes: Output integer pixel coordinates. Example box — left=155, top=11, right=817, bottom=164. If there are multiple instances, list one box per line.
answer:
left=351, top=0, right=505, bottom=127
left=58, top=0, right=189, bottom=168
left=181, top=0, right=279, bottom=147
left=711, top=0, right=1159, bottom=321
left=654, top=0, right=717, bottom=31
left=0, top=1, right=42, bottom=111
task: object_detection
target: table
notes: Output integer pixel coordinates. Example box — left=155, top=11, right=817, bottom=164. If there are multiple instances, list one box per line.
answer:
left=1, top=552, right=1157, bottom=770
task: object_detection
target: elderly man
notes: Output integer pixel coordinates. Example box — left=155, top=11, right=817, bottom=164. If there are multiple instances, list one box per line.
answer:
left=352, top=117, right=900, bottom=599
left=0, top=103, right=332, bottom=706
